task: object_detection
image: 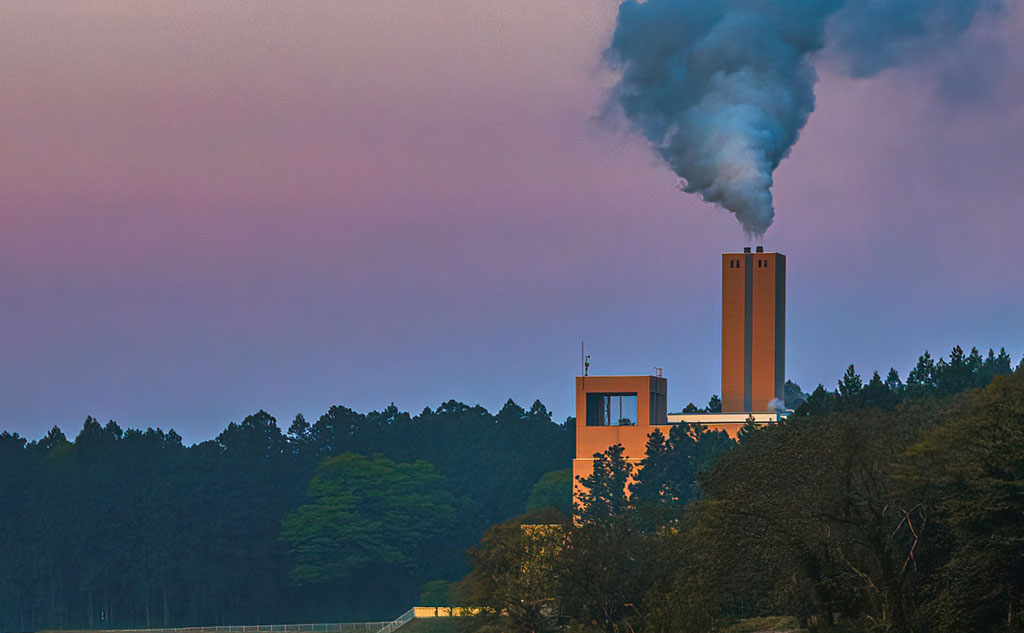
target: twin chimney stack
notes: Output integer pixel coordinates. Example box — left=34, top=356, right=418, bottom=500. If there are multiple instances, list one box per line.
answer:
left=722, top=246, right=786, bottom=412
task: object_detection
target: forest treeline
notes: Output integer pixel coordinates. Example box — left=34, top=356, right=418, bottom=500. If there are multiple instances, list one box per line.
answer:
left=1, top=345, right=1020, bottom=633
left=461, top=346, right=1024, bottom=633
left=0, top=399, right=572, bottom=631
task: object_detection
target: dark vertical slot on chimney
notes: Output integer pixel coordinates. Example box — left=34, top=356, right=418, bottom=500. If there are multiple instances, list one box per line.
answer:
left=775, top=255, right=786, bottom=403
left=744, top=252, right=753, bottom=412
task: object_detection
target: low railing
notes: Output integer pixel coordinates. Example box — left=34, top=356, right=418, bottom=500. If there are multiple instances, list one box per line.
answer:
left=55, top=622, right=393, bottom=633
left=375, top=609, right=414, bottom=633
left=41, top=605, right=474, bottom=633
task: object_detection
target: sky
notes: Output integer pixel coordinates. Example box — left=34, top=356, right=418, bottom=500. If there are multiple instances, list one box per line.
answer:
left=2, top=1, right=1023, bottom=444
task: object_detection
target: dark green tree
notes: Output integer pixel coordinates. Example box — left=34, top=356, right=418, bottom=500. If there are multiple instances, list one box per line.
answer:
left=861, top=370, right=894, bottom=408
left=707, top=394, right=722, bottom=413
left=574, top=444, right=632, bottom=524
left=837, top=364, right=863, bottom=400
left=631, top=425, right=735, bottom=522
left=907, top=371, right=1024, bottom=631
left=462, top=509, right=566, bottom=633
left=885, top=367, right=904, bottom=393
left=907, top=350, right=937, bottom=393
left=280, top=453, right=456, bottom=585
left=784, top=379, right=808, bottom=410
left=795, top=383, right=834, bottom=416
left=736, top=413, right=760, bottom=443
left=562, top=445, right=652, bottom=633
left=525, top=468, right=572, bottom=515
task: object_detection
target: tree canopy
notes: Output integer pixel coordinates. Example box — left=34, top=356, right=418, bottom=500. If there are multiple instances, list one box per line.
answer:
left=0, top=399, right=572, bottom=629
left=462, top=345, right=1024, bottom=633
left=281, top=453, right=456, bottom=584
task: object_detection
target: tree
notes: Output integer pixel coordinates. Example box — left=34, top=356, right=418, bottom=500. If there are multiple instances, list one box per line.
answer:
left=306, top=405, right=365, bottom=457
left=695, top=398, right=947, bottom=631
left=574, top=445, right=632, bottom=524
left=280, top=453, right=456, bottom=585
left=216, top=410, right=286, bottom=459
left=498, top=398, right=528, bottom=423
left=837, top=364, right=863, bottom=400
left=994, top=348, right=1014, bottom=375
left=0, top=396, right=574, bottom=627
left=631, top=426, right=735, bottom=521
left=907, top=351, right=937, bottom=393
left=966, top=346, right=984, bottom=380
left=528, top=400, right=553, bottom=424
left=707, top=395, right=722, bottom=413
left=558, top=516, right=653, bottom=633
left=936, top=345, right=973, bottom=395
left=419, top=580, right=455, bottom=608
left=631, top=428, right=696, bottom=512
left=462, top=509, right=566, bottom=633
left=885, top=367, right=904, bottom=393
left=561, top=441, right=709, bottom=633
left=526, top=469, right=572, bottom=515
left=861, top=370, right=894, bottom=409
left=784, top=380, right=808, bottom=410
left=795, top=383, right=835, bottom=416
left=736, top=414, right=760, bottom=443
left=979, top=348, right=1014, bottom=385
left=286, top=413, right=311, bottom=450
left=906, top=371, right=1024, bottom=631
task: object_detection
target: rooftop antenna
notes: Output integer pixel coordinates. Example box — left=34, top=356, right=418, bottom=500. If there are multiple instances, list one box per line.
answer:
left=581, top=341, right=590, bottom=377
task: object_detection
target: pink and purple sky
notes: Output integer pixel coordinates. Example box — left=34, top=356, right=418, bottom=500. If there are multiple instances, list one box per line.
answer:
left=2, top=2, right=1023, bottom=442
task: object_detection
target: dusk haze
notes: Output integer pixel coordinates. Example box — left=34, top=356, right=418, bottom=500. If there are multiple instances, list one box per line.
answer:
left=2, top=3, right=1024, bottom=631
left=2, top=2, right=1022, bottom=441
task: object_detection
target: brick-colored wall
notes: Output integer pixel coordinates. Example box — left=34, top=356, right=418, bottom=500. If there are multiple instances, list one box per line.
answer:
left=721, top=251, right=785, bottom=412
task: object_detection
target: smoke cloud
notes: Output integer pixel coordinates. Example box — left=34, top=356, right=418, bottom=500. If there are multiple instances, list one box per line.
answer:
left=607, top=0, right=1002, bottom=235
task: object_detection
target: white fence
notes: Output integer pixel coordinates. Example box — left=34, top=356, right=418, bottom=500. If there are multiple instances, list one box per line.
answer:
left=376, top=609, right=414, bottom=633
left=72, top=622, right=393, bottom=633
left=49, top=605, right=476, bottom=633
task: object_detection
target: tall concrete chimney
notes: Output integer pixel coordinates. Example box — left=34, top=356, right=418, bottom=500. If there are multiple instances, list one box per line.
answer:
left=721, top=250, right=786, bottom=412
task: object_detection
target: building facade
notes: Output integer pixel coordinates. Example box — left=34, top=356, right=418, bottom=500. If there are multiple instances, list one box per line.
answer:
left=571, top=249, right=787, bottom=495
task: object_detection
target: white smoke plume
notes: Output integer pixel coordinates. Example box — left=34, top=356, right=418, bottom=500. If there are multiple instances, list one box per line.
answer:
left=606, top=0, right=1003, bottom=235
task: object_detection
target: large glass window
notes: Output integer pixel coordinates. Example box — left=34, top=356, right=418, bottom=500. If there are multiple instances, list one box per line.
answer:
left=586, top=393, right=638, bottom=426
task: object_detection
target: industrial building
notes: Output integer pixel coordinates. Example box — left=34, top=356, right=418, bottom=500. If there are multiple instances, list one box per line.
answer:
left=572, top=247, right=787, bottom=486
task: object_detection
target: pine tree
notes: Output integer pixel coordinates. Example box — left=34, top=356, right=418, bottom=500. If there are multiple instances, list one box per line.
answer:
left=862, top=371, right=893, bottom=408
left=707, top=394, right=722, bottom=413
left=838, top=364, right=863, bottom=401
left=907, top=351, right=937, bottom=393
left=575, top=444, right=633, bottom=524
left=737, top=414, right=759, bottom=443
left=885, top=367, right=904, bottom=393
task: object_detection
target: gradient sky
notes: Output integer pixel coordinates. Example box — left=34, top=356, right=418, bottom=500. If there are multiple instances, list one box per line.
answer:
left=2, top=2, right=1023, bottom=443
